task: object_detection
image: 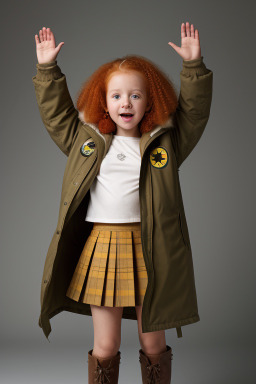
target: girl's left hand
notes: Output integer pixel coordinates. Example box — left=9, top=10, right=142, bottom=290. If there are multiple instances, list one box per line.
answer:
left=168, top=22, right=201, bottom=61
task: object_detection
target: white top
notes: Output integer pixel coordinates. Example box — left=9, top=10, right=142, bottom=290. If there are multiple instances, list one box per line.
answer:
left=85, top=135, right=141, bottom=223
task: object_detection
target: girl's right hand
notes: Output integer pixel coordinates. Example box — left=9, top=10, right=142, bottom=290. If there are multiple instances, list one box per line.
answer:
left=35, top=27, right=64, bottom=64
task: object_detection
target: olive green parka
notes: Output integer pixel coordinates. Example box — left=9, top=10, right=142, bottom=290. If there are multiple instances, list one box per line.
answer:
left=32, top=56, right=213, bottom=341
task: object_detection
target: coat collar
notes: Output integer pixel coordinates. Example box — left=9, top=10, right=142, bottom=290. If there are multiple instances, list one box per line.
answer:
left=78, top=111, right=174, bottom=158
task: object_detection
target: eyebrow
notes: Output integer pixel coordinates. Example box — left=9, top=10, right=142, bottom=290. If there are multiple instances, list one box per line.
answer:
left=109, top=88, right=144, bottom=93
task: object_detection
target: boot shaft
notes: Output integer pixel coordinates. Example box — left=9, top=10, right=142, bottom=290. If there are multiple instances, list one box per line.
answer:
left=139, top=345, right=173, bottom=383
left=88, top=349, right=121, bottom=384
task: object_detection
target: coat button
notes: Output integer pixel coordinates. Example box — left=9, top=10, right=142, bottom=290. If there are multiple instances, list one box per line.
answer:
left=64, top=202, right=67, bottom=205
left=56, top=230, right=60, bottom=234
left=44, top=279, right=48, bottom=283
left=73, top=181, right=78, bottom=185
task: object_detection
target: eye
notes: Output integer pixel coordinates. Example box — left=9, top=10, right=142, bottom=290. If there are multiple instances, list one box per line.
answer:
left=112, top=94, right=140, bottom=100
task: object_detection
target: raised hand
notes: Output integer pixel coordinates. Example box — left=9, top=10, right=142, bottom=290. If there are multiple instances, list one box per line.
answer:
left=168, top=22, right=201, bottom=61
left=35, top=27, right=64, bottom=64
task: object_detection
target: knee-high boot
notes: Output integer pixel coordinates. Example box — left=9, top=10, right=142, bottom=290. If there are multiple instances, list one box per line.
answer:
left=139, top=345, right=173, bottom=383
left=88, top=349, right=121, bottom=383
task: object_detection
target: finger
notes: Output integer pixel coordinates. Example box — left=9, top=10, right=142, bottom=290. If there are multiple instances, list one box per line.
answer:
left=191, top=24, right=195, bottom=38
left=56, top=42, right=64, bottom=52
left=40, top=28, right=45, bottom=42
left=168, top=41, right=182, bottom=55
left=50, top=28, right=56, bottom=46
left=181, top=22, right=186, bottom=39
left=39, top=29, right=43, bottom=43
left=48, top=27, right=56, bottom=47
left=42, top=27, right=47, bottom=41
left=46, top=27, right=51, bottom=41
left=186, top=22, right=190, bottom=37
left=195, top=29, right=199, bottom=41
left=35, top=34, right=40, bottom=46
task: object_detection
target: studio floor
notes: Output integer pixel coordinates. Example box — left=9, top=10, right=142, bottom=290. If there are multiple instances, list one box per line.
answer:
left=0, top=343, right=255, bottom=383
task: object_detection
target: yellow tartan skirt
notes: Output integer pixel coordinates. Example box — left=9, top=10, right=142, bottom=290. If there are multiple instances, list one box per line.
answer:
left=66, top=222, right=148, bottom=307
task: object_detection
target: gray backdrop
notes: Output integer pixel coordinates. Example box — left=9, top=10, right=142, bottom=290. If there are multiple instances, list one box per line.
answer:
left=1, top=0, right=255, bottom=383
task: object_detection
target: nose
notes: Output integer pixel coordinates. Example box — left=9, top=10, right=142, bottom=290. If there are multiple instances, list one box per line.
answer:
left=122, top=97, right=132, bottom=109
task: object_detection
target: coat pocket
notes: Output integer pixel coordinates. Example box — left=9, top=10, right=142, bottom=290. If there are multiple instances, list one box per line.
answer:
left=178, top=211, right=189, bottom=249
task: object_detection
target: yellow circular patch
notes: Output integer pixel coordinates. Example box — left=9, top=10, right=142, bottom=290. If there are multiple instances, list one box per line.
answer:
left=149, top=146, right=169, bottom=169
left=80, top=138, right=95, bottom=157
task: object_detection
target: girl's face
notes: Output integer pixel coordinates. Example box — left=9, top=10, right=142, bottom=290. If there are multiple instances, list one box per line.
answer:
left=106, top=70, right=148, bottom=137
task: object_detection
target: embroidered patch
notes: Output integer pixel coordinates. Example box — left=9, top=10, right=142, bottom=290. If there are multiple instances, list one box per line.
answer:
left=149, top=146, right=169, bottom=169
left=80, top=138, right=95, bottom=157
left=117, top=153, right=126, bottom=161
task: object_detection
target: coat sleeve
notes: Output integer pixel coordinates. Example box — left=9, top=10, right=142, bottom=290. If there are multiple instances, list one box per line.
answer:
left=32, top=60, right=82, bottom=157
left=169, top=56, right=213, bottom=168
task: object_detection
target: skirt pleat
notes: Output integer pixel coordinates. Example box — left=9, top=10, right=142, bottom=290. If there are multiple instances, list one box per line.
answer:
left=66, top=222, right=148, bottom=307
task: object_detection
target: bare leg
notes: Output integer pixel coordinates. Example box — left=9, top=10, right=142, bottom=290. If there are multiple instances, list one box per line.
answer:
left=90, top=304, right=123, bottom=358
left=135, top=305, right=166, bottom=355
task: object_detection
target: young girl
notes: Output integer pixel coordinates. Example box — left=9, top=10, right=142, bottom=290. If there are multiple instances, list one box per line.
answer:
left=33, top=22, right=213, bottom=384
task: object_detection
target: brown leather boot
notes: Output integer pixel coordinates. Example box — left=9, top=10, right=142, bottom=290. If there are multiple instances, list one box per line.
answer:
left=88, top=349, right=121, bottom=383
left=139, top=345, right=173, bottom=383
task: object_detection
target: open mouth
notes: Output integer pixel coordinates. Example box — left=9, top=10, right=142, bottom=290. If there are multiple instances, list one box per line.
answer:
left=120, top=113, right=134, bottom=121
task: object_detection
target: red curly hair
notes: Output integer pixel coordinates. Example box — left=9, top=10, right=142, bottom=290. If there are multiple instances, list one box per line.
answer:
left=76, top=54, right=178, bottom=134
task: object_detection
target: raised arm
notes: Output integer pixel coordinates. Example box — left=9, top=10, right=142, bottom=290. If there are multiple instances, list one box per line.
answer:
left=168, top=22, right=213, bottom=168
left=32, top=27, right=82, bottom=156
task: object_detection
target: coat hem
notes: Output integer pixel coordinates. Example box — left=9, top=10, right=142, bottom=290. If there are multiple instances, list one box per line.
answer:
left=39, top=306, right=200, bottom=341
left=141, top=314, right=200, bottom=337
left=39, top=305, right=139, bottom=341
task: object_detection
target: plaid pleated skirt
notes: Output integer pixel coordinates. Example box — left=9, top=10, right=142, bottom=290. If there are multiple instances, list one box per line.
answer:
left=66, top=222, right=148, bottom=307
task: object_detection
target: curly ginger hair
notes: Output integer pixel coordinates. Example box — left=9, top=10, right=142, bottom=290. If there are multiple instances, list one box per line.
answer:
left=76, top=54, right=178, bottom=134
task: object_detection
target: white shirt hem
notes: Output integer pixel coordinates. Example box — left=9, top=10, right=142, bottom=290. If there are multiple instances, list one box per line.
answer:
left=85, top=217, right=141, bottom=223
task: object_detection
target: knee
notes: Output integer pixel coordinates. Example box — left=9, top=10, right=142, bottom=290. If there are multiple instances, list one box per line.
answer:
left=139, top=331, right=166, bottom=355
left=94, top=337, right=121, bottom=357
